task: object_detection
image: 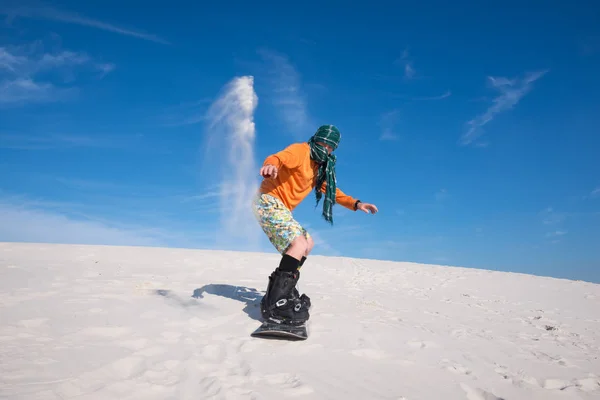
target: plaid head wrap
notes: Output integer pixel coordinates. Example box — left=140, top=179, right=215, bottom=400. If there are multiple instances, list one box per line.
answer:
left=308, top=125, right=341, bottom=224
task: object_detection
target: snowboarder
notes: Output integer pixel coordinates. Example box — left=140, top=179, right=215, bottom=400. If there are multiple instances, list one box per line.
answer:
left=252, top=124, right=379, bottom=326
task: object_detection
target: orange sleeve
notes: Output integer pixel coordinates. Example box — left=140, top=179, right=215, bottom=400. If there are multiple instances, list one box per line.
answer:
left=263, top=143, right=305, bottom=169
left=319, top=182, right=358, bottom=210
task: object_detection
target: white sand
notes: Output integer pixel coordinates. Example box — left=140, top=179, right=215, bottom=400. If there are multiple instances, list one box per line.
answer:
left=0, top=242, right=599, bottom=399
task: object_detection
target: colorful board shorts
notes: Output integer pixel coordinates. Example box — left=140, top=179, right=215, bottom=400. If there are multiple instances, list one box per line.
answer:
left=252, top=193, right=311, bottom=254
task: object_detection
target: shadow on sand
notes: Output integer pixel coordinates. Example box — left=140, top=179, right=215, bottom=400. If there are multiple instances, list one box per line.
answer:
left=191, top=284, right=264, bottom=322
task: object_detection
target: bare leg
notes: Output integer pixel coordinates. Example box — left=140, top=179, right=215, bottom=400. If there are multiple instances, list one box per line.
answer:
left=305, top=235, right=314, bottom=257
left=284, top=235, right=308, bottom=261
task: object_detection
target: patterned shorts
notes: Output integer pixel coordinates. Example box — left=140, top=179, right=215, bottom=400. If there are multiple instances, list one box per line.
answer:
left=252, top=193, right=311, bottom=254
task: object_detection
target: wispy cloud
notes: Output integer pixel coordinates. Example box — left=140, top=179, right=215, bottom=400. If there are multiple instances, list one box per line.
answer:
left=0, top=197, right=173, bottom=248
left=159, top=98, right=214, bottom=127
left=546, top=230, right=567, bottom=237
left=389, top=90, right=451, bottom=102
left=378, top=109, right=401, bottom=141
left=0, top=42, right=113, bottom=105
left=258, top=48, right=312, bottom=138
left=460, top=70, right=548, bottom=146
left=539, top=206, right=600, bottom=228
left=590, top=187, right=600, bottom=198
left=435, top=189, right=448, bottom=202
left=178, top=183, right=224, bottom=203
left=0, top=78, right=75, bottom=104
left=0, top=132, right=137, bottom=150
left=539, top=208, right=570, bottom=244
left=1, top=4, right=168, bottom=44
left=202, top=76, right=262, bottom=251
left=357, top=235, right=445, bottom=262
left=395, top=49, right=416, bottom=80
left=540, top=207, right=566, bottom=225
left=412, top=90, right=451, bottom=101
left=0, top=185, right=220, bottom=249
left=546, top=229, right=567, bottom=244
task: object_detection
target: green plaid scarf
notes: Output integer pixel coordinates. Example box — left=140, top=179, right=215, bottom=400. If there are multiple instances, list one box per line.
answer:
left=308, top=125, right=341, bottom=224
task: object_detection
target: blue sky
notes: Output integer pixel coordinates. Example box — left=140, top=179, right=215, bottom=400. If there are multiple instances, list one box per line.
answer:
left=1, top=1, right=599, bottom=283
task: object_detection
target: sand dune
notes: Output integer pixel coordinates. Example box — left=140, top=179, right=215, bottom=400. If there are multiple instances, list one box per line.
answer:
left=0, top=242, right=599, bottom=399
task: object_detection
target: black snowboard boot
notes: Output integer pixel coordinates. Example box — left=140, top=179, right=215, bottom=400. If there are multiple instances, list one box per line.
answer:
left=260, top=268, right=310, bottom=325
left=293, top=269, right=311, bottom=309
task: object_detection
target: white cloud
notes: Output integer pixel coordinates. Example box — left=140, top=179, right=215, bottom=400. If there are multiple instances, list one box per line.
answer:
left=0, top=78, right=75, bottom=104
left=412, top=90, right=452, bottom=101
left=540, top=207, right=566, bottom=225
left=258, top=49, right=312, bottom=138
left=158, top=98, right=214, bottom=127
left=0, top=132, right=136, bottom=150
left=590, top=187, right=600, bottom=198
left=203, top=76, right=263, bottom=251
left=0, top=200, right=163, bottom=247
left=0, top=47, right=26, bottom=72
left=435, top=189, right=448, bottom=201
left=0, top=43, right=113, bottom=105
left=460, top=70, right=548, bottom=145
left=0, top=192, right=218, bottom=249
left=396, top=49, right=416, bottom=80
left=378, top=109, right=401, bottom=141
left=1, top=4, right=168, bottom=44
left=546, top=230, right=567, bottom=237
left=404, top=63, right=415, bottom=79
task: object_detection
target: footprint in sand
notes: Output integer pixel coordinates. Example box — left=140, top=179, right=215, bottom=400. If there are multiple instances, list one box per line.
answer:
left=160, top=331, right=182, bottom=343
left=109, top=356, right=147, bottom=380
left=440, top=359, right=473, bottom=376
left=577, top=377, right=600, bottom=392
left=80, top=326, right=131, bottom=338
left=494, top=364, right=539, bottom=388
left=446, top=364, right=472, bottom=376
left=543, top=379, right=573, bottom=390
left=239, top=339, right=261, bottom=353
left=143, top=369, right=180, bottom=386
left=460, top=383, right=505, bottom=400
left=119, top=338, right=149, bottom=350
left=351, top=348, right=388, bottom=360
left=18, top=318, right=49, bottom=328
left=164, top=360, right=181, bottom=370
left=407, top=340, right=437, bottom=349
left=200, top=343, right=226, bottom=363
left=135, top=346, right=168, bottom=357
left=263, top=373, right=315, bottom=396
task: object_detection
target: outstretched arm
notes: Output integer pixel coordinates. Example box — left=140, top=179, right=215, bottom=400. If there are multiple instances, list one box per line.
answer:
left=319, top=183, right=378, bottom=214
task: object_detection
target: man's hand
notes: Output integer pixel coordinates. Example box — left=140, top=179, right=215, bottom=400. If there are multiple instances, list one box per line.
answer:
left=260, top=164, right=278, bottom=179
left=357, top=202, right=378, bottom=214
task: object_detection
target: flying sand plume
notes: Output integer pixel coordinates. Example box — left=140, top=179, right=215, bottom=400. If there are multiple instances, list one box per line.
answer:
left=204, top=76, right=261, bottom=250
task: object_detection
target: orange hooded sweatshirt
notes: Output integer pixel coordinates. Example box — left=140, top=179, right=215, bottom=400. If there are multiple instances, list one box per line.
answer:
left=259, top=142, right=358, bottom=212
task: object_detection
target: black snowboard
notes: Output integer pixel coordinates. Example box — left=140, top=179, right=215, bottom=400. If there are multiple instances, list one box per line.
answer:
left=251, top=321, right=308, bottom=340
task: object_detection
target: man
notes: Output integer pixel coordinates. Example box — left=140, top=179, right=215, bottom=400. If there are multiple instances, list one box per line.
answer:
left=252, top=125, right=378, bottom=325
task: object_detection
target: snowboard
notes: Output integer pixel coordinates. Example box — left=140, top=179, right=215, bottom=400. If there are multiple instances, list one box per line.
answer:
left=251, top=321, right=308, bottom=340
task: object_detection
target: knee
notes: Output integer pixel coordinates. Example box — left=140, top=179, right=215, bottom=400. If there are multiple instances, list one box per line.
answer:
left=306, top=235, right=314, bottom=254
left=290, top=234, right=309, bottom=254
